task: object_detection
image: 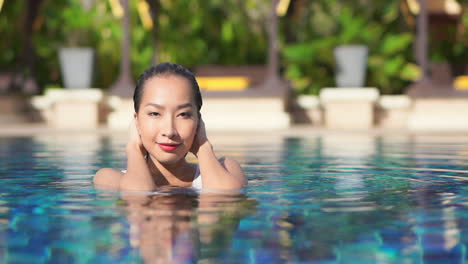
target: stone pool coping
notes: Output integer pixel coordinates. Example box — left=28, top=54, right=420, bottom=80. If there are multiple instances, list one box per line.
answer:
left=1, top=123, right=468, bottom=138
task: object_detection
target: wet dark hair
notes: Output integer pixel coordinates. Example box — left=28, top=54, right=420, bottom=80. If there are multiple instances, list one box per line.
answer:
left=133, top=62, right=202, bottom=114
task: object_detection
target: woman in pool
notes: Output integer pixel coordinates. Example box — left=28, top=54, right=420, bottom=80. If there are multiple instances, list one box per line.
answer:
left=94, top=62, right=247, bottom=191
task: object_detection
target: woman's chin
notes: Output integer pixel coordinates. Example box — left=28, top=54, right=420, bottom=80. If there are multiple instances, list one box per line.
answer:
left=151, top=152, right=185, bottom=165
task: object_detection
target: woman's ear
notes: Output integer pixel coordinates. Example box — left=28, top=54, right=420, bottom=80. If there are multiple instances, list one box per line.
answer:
left=133, top=112, right=140, bottom=134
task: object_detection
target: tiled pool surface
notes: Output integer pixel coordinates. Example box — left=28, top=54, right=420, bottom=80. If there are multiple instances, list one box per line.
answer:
left=0, top=133, right=467, bottom=263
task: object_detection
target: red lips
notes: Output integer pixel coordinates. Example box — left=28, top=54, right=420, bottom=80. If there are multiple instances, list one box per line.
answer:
left=158, top=143, right=180, bottom=152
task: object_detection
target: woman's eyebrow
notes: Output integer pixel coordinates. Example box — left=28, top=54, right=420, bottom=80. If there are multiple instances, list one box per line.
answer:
left=144, top=103, right=164, bottom=109
left=144, top=103, right=193, bottom=109
left=177, top=103, right=193, bottom=109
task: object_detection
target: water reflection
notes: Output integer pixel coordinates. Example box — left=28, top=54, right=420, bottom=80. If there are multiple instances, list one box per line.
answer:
left=272, top=135, right=468, bottom=263
left=120, top=188, right=257, bottom=263
left=412, top=182, right=465, bottom=264
left=0, top=134, right=467, bottom=263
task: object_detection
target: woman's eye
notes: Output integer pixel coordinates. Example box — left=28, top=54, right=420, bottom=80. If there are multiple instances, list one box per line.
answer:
left=148, top=112, right=160, bottom=117
left=179, top=112, right=192, bottom=118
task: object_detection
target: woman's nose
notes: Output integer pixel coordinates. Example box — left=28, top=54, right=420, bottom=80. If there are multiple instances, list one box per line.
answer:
left=161, top=118, right=177, bottom=138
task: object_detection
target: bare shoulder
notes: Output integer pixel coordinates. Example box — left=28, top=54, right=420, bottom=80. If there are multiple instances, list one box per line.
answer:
left=93, top=168, right=124, bottom=189
left=220, top=157, right=247, bottom=186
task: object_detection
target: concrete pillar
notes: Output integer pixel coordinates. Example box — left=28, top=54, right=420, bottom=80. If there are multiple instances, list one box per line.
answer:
left=31, top=89, right=103, bottom=129
left=106, top=95, right=134, bottom=130
left=376, top=95, right=411, bottom=129
left=320, top=88, right=379, bottom=129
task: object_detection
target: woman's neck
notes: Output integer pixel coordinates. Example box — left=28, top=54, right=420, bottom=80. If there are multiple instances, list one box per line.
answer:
left=147, top=156, right=194, bottom=186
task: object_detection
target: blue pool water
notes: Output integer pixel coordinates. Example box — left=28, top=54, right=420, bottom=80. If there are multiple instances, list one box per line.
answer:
left=0, top=134, right=467, bottom=263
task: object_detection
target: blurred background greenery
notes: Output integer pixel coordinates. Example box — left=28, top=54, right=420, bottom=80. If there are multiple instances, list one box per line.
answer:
left=281, top=0, right=419, bottom=95
left=0, top=0, right=466, bottom=95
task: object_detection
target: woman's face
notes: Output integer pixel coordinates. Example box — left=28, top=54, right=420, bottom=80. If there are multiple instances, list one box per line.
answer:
left=136, top=75, right=198, bottom=165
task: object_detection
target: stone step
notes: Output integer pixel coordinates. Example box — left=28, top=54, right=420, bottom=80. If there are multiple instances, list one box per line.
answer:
left=107, top=96, right=291, bottom=130
left=0, top=96, right=35, bottom=124
left=0, top=114, right=29, bottom=124
left=201, top=97, right=290, bottom=130
left=203, top=111, right=290, bottom=130
left=0, top=95, right=30, bottom=113
left=202, top=97, right=286, bottom=112
left=408, top=99, right=468, bottom=132
left=410, top=98, right=468, bottom=112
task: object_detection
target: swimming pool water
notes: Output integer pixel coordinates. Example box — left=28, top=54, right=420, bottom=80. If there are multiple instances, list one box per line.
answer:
left=0, top=134, right=467, bottom=263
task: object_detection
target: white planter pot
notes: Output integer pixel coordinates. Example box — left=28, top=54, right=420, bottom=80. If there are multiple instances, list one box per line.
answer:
left=334, top=45, right=368, bottom=87
left=59, top=47, right=94, bottom=89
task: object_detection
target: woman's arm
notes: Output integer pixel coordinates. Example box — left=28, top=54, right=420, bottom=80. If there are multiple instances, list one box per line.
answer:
left=119, top=140, right=156, bottom=191
left=119, top=118, right=156, bottom=191
left=94, top=119, right=156, bottom=191
left=93, top=168, right=124, bottom=189
left=191, top=119, right=247, bottom=190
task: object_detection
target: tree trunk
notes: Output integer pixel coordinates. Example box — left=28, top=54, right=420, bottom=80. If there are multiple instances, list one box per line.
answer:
left=416, top=0, right=429, bottom=81
left=265, top=0, right=280, bottom=84
left=11, top=0, right=43, bottom=94
left=110, top=0, right=135, bottom=97
left=146, top=0, right=159, bottom=65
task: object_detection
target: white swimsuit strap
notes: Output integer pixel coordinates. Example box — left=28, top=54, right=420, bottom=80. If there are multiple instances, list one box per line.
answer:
left=194, top=164, right=200, bottom=178
left=191, top=164, right=203, bottom=189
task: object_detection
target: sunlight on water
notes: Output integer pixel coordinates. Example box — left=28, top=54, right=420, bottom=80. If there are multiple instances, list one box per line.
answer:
left=0, top=134, right=467, bottom=263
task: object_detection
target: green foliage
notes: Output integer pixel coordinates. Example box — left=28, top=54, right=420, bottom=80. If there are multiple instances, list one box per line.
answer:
left=282, top=39, right=335, bottom=95
left=282, top=0, right=417, bottom=95
left=0, top=0, right=431, bottom=95
left=0, top=0, right=270, bottom=90
left=367, top=32, right=419, bottom=94
left=335, top=7, right=369, bottom=45
left=155, top=0, right=268, bottom=68
left=3, top=0, right=273, bottom=90
left=20, top=1, right=119, bottom=89
left=429, top=5, right=468, bottom=76
left=0, top=1, right=25, bottom=70
left=40, top=0, right=99, bottom=47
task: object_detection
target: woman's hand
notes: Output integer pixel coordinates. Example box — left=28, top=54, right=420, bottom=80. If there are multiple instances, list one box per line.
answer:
left=189, top=117, right=247, bottom=189
left=121, top=119, right=156, bottom=191
left=127, top=118, right=147, bottom=156
left=190, top=117, right=209, bottom=157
